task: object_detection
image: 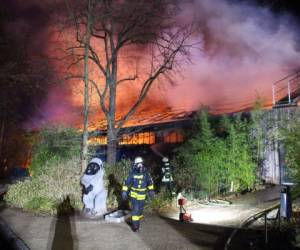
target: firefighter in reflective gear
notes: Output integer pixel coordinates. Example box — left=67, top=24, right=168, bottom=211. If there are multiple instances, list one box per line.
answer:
left=122, top=156, right=154, bottom=232
left=161, top=157, right=174, bottom=193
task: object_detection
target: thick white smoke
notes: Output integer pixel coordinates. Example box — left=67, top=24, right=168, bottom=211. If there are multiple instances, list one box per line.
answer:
left=163, top=0, right=300, bottom=112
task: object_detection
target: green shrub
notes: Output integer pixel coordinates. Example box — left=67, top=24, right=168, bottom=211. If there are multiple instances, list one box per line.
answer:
left=105, top=159, right=132, bottom=209
left=174, top=110, right=256, bottom=198
left=30, top=126, right=81, bottom=176
left=5, top=156, right=82, bottom=214
left=145, top=188, right=176, bottom=214
left=24, top=197, right=55, bottom=212
left=105, top=159, right=132, bottom=184
left=281, top=119, right=300, bottom=184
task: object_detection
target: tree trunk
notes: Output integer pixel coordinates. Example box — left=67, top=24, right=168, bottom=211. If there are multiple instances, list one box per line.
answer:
left=106, top=105, right=118, bottom=165
left=107, top=135, right=117, bottom=166
left=80, top=0, right=92, bottom=174
left=107, top=90, right=118, bottom=165
left=106, top=41, right=118, bottom=165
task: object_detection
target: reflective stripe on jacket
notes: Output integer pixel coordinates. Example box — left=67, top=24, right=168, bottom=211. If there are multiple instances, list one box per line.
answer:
left=122, top=170, right=154, bottom=200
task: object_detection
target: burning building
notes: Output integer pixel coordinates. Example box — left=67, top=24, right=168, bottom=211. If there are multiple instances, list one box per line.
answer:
left=87, top=109, right=196, bottom=160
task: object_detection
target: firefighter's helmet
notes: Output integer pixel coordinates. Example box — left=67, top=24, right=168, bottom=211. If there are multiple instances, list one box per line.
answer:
left=134, top=156, right=143, bottom=165
left=162, top=157, right=169, bottom=163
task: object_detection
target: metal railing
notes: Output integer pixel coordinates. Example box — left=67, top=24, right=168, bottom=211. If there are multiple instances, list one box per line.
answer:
left=224, top=203, right=280, bottom=250
left=272, top=71, right=300, bottom=107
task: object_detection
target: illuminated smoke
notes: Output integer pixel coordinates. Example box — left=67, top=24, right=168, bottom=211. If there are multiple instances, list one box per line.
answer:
left=164, top=0, right=300, bottom=112
left=20, top=0, right=300, bottom=128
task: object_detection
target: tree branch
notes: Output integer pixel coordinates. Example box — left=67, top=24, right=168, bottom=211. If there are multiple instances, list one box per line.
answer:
left=116, top=75, right=138, bottom=85
left=65, top=74, right=109, bottom=116
left=116, top=27, right=193, bottom=130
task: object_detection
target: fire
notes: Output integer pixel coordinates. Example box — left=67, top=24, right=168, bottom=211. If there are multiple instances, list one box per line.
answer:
left=164, top=131, right=184, bottom=143
left=24, top=0, right=300, bottom=131
left=88, top=130, right=184, bottom=146
left=119, top=132, right=155, bottom=145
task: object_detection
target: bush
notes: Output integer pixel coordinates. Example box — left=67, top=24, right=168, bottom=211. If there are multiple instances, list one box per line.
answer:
left=174, top=110, right=256, bottom=198
left=105, top=159, right=132, bottom=209
left=5, top=156, right=82, bottom=214
left=30, top=126, right=81, bottom=176
left=145, top=188, right=176, bottom=214
left=281, top=119, right=300, bottom=184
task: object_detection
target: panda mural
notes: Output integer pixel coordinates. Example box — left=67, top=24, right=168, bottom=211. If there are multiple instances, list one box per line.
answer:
left=81, top=158, right=107, bottom=218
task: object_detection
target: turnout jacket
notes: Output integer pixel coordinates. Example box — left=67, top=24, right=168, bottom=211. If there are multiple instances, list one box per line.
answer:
left=122, top=170, right=154, bottom=200
left=161, top=164, right=174, bottom=182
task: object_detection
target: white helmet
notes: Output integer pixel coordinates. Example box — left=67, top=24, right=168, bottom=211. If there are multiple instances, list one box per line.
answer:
left=134, top=156, right=143, bottom=165
left=162, top=157, right=169, bottom=163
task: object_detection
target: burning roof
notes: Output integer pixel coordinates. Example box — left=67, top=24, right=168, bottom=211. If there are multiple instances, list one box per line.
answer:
left=88, top=108, right=196, bottom=134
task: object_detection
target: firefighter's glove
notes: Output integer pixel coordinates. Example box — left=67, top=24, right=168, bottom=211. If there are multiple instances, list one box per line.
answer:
left=148, top=191, right=155, bottom=198
left=122, top=192, right=128, bottom=201
left=85, top=184, right=93, bottom=194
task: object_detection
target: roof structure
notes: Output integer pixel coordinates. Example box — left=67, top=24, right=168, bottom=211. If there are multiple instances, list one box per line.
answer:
left=89, top=108, right=196, bottom=137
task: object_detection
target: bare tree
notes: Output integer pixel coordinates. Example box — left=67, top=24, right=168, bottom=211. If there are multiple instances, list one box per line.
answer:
left=81, top=0, right=93, bottom=173
left=65, top=0, right=194, bottom=165
left=62, top=0, right=95, bottom=173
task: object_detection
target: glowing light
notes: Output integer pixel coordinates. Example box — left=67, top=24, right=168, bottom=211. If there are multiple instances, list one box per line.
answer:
left=168, top=205, right=261, bottom=226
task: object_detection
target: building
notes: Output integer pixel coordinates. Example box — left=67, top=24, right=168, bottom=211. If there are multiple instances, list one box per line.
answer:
left=88, top=109, right=196, bottom=160
left=262, top=70, right=300, bottom=184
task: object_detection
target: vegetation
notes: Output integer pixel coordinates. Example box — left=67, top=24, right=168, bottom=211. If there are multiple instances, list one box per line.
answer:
left=5, top=126, right=82, bottom=214
left=5, top=156, right=82, bottom=214
left=145, top=188, right=176, bottom=214
left=174, top=110, right=256, bottom=199
left=105, top=159, right=132, bottom=209
left=281, top=118, right=300, bottom=184
left=30, top=126, right=81, bottom=176
left=5, top=126, right=166, bottom=214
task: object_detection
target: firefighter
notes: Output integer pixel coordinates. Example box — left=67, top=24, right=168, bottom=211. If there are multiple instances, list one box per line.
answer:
left=161, top=157, right=174, bottom=194
left=122, top=156, right=154, bottom=232
left=81, top=158, right=107, bottom=218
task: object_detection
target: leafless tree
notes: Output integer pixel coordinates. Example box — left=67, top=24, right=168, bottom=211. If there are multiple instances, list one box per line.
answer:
left=80, top=0, right=93, bottom=173
left=65, top=0, right=195, bottom=165
left=62, top=0, right=95, bottom=173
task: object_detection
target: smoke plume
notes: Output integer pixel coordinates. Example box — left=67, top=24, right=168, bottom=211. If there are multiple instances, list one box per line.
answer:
left=19, top=0, right=300, bottom=128
left=163, top=0, right=300, bottom=112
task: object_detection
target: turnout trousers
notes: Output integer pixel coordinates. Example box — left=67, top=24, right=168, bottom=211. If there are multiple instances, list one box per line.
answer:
left=131, top=198, right=145, bottom=230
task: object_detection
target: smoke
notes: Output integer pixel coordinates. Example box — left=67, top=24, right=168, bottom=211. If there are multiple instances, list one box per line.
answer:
left=17, top=0, right=300, bottom=129
left=163, top=0, right=300, bottom=112
left=23, top=85, right=80, bottom=130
